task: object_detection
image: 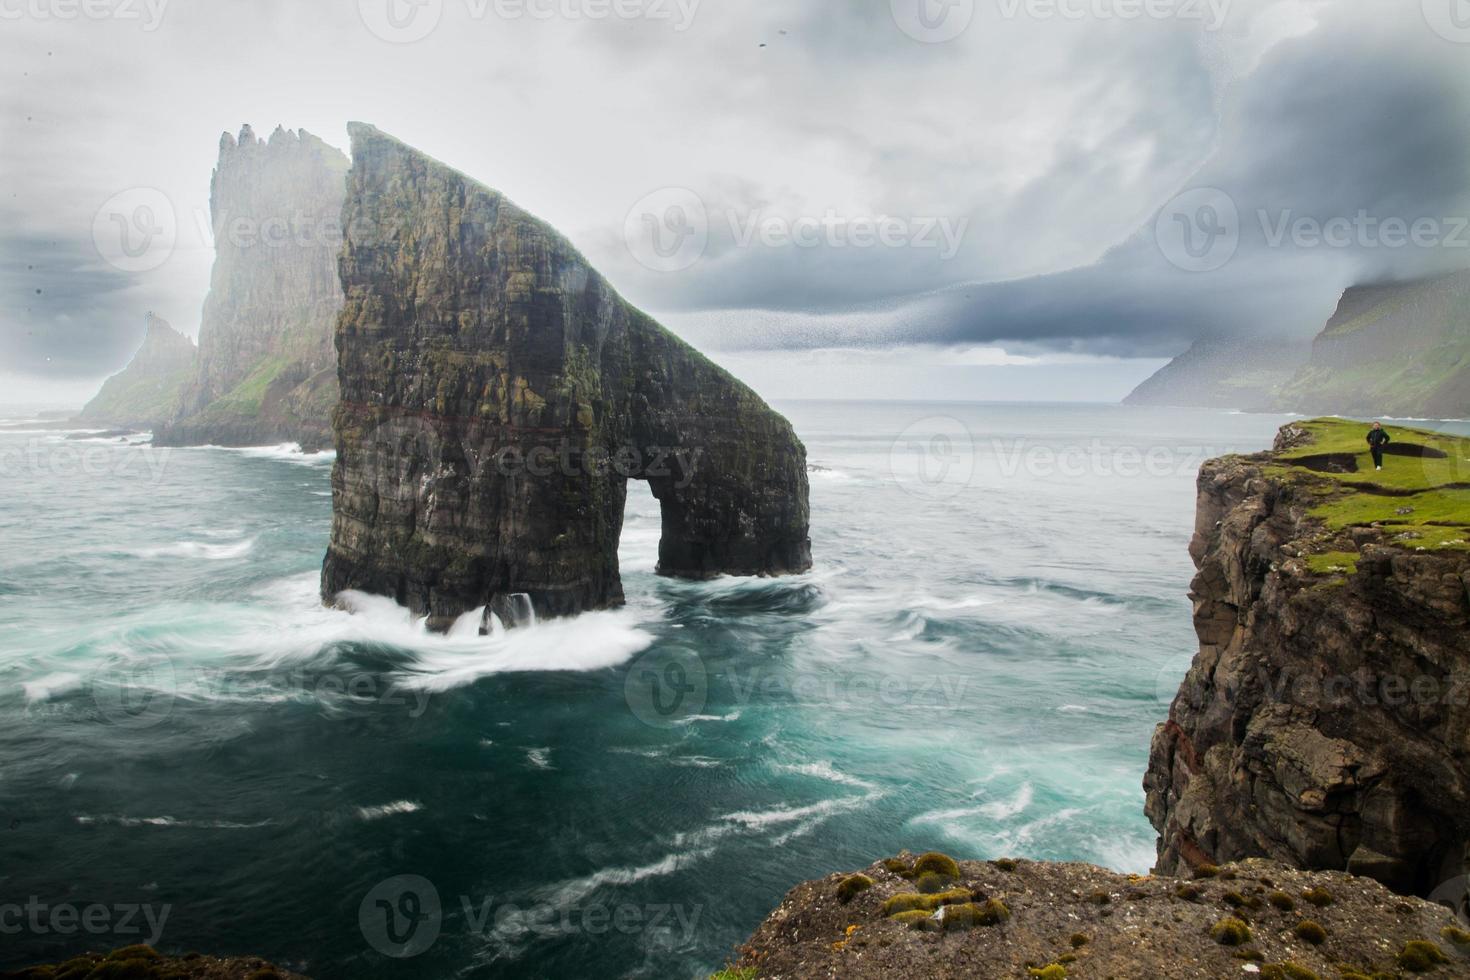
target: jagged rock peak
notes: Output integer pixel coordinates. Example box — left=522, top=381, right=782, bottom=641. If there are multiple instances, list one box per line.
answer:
left=323, top=123, right=812, bottom=630
left=219, top=124, right=325, bottom=161
left=156, top=124, right=347, bottom=451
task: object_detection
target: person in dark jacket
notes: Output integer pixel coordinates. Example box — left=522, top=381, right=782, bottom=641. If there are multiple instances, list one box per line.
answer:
left=1367, top=422, right=1391, bottom=470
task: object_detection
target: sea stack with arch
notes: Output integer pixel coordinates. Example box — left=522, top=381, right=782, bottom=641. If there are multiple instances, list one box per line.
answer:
left=320, top=123, right=811, bottom=631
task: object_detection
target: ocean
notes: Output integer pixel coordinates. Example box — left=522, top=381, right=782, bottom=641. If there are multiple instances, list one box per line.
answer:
left=0, top=401, right=1315, bottom=977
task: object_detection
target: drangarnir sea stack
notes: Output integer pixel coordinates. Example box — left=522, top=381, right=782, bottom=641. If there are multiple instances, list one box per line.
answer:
left=321, top=124, right=811, bottom=629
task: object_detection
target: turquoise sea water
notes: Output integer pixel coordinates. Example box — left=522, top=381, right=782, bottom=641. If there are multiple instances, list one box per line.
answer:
left=1, top=402, right=1309, bottom=977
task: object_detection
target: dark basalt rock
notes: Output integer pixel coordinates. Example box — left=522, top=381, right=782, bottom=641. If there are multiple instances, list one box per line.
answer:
left=1144, top=425, right=1470, bottom=899
left=321, top=124, right=811, bottom=630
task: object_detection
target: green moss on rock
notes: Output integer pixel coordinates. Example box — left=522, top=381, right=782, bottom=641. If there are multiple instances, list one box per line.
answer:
left=1211, top=917, right=1253, bottom=946
left=837, top=873, right=874, bottom=904
left=1396, top=940, right=1450, bottom=972
left=1302, top=888, right=1335, bottom=908
left=911, top=852, right=961, bottom=880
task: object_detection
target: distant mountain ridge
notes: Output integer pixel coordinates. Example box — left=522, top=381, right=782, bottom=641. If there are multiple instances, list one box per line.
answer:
left=1127, top=269, right=1470, bottom=419
left=77, top=312, right=195, bottom=429
left=1123, top=334, right=1311, bottom=411
left=1272, top=269, right=1470, bottom=418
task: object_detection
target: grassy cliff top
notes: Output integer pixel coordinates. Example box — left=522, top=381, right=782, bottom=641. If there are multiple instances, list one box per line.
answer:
left=1264, top=417, right=1470, bottom=556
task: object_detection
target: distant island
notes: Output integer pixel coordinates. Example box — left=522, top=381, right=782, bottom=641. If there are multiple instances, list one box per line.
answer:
left=1126, top=269, right=1470, bottom=419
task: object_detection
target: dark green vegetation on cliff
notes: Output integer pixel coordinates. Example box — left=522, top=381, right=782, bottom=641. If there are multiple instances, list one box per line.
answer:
left=154, top=125, right=347, bottom=450
left=321, top=124, right=811, bottom=628
left=0, top=945, right=305, bottom=979
left=1268, top=417, right=1470, bottom=561
left=1147, top=419, right=1470, bottom=899
left=77, top=314, right=195, bottom=430
left=1127, top=270, right=1470, bottom=417
left=1274, top=271, right=1470, bottom=419
left=732, top=854, right=1466, bottom=978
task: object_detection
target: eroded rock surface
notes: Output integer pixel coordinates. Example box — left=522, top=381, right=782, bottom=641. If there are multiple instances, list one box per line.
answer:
left=321, top=124, right=810, bottom=628
left=734, top=853, right=1468, bottom=979
left=1145, top=420, right=1470, bottom=898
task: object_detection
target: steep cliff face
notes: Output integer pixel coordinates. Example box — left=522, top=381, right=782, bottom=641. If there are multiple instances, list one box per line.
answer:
left=78, top=313, right=196, bottom=429
left=1273, top=270, right=1470, bottom=419
left=1145, top=418, right=1470, bottom=898
left=321, top=124, right=811, bottom=629
left=1123, top=335, right=1311, bottom=410
left=155, top=125, right=348, bottom=450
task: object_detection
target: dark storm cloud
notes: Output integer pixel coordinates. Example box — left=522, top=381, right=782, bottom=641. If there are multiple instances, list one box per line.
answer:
left=671, top=6, right=1470, bottom=357
left=3, top=0, right=1468, bottom=389
left=0, top=229, right=151, bottom=378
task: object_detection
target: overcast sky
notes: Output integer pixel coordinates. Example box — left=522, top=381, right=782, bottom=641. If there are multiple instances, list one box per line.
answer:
left=3, top=0, right=1468, bottom=407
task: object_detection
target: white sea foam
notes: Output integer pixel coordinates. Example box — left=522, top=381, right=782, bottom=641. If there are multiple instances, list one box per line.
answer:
left=194, top=574, right=656, bottom=695
left=131, top=538, right=256, bottom=561
left=672, top=711, right=741, bottom=724
left=201, top=443, right=336, bottom=466
left=531, top=847, right=717, bottom=912
left=525, top=748, right=553, bottom=770
left=774, top=760, right=878, bottom=790
left=75, top=814, right=275, bottom=829
left=22, top=672, right=83, bottom=702
left=979, top=783, right=1034, bottom=820
left=355, top=800, right=422, bottom=821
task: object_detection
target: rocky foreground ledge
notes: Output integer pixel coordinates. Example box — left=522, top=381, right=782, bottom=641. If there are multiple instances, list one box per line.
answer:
left=726, top=852, right=1470, bottom=979
left=0, top=945, right=306, bottom=979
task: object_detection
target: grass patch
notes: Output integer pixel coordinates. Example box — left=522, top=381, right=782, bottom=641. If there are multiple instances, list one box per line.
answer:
left=708, top=967, right=757, bottom=980
left=1304, top=551, right=1360, bottom=576
left=1264, top=419, right=1470, bottom=563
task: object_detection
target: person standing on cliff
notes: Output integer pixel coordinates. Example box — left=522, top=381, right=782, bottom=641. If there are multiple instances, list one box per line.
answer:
left=1367, top=422, right=1391, bottom=470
